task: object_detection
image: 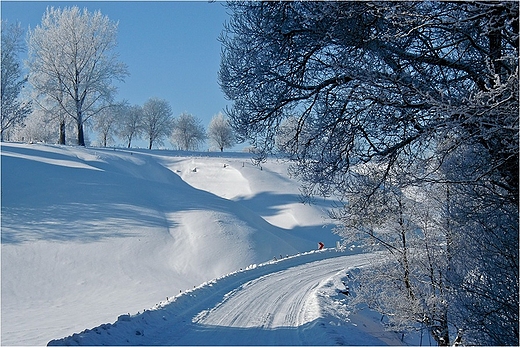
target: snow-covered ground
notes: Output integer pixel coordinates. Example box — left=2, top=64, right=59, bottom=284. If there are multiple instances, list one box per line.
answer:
left=1, top=143, right=420, bottom=346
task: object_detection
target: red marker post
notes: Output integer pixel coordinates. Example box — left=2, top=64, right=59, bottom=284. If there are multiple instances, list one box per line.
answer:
left=318, top=242, right=324, bottom=250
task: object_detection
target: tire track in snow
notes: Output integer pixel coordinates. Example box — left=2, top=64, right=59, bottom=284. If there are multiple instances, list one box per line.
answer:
left=181, top=254, right=373, bottom=344
left=193, top=257, right=351, bottom=328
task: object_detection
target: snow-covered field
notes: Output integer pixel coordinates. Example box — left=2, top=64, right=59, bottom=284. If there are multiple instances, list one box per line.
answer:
left=1, top=143, right=419, bottom=346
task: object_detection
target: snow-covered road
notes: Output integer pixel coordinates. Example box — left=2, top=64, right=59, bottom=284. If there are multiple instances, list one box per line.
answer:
left=50, top=250, right=402, bottom=346
left=195, top=257, right=352, bottom=328
left=181, top=255, right=367, bottom=345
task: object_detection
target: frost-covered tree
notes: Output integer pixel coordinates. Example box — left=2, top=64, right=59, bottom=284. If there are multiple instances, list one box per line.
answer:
left=14, top=92, right=70, bottom=144
left=220, top=2, right=518, bottom=345
left=220, top=0, right=518, bottom=200
left=117, top=104, right=143, bottom=148
left=1, top=21, right=32, bottom=141
left=334, top=162, right=455, bottom=344
left=275, top=116, right=313, bottom=157
left=26, top=6, right=128, bottom=146
left=94, top=104, right=124, bottom=147
left=436, top=139, right=519, bottom=345
left=142, top=97, right=173, bottom=150
left=207, top=112, right=235, bottom=151
left=171, top=112, right=206, bottom=151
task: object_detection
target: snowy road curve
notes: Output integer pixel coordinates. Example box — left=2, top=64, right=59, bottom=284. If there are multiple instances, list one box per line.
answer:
left=181, top=255, right=369, bottom=345
left=50, top=250, right=397, bottom=346
left=195, top=257, right=350, bottom=328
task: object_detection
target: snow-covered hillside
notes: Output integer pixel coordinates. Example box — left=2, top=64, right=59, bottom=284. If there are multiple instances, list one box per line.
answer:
left=1, top=143, right=419, bottom=346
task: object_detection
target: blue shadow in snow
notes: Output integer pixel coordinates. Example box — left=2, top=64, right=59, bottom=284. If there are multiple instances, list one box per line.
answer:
left=2, top=145, right=339, bottom=249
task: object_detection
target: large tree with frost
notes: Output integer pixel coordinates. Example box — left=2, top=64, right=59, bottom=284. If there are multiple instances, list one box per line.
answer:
left=26, top=6, right=128, bottom=146
left=220, top=1, right=518, bottom=345
left=1, top=21, right=31, bottom=141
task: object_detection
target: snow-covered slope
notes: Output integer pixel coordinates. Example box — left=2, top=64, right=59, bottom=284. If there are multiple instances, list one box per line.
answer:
left=1, top=143, right=340, bottom=345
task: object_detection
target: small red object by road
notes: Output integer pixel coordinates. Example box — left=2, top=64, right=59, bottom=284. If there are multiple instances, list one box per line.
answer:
left=318, top=242, right=324, bottom=250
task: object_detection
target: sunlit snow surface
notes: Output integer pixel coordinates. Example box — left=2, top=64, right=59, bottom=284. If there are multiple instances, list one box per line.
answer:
left=1, top=143, right=421, bottom=345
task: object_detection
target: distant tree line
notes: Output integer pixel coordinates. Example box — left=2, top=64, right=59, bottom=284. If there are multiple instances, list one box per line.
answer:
left=10, top=94, right=235, bottom=151
left=1, top=7, right=236, bottom=152
left=92, top=98, right=235, bottom=151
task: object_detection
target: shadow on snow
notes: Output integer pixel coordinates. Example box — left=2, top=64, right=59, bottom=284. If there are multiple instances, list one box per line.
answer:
left=1, top=144, right=331, bottom=247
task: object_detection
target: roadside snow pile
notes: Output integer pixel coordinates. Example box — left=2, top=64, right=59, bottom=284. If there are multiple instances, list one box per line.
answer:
left=1, top=143, right=340, bottom=345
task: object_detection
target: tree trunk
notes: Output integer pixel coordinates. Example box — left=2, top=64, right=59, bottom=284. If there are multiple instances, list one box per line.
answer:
left=59, top=120, right=66, bottom=145
left=148, top=137, right=153, bottom=150
left=432, top=311, right=450, bottom=346
left=77, top=121, right=85, bottom=146
left=75, top=89, right=85, bottom=146
left=398, top=198, right=414, bottom=300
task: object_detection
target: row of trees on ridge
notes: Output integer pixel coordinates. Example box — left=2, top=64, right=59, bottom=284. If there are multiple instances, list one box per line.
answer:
left=95, top=99, right=235, bottom=151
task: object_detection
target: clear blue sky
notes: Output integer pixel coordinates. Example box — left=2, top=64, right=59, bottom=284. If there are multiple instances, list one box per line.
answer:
left=1, top=1, right=233, bottom=147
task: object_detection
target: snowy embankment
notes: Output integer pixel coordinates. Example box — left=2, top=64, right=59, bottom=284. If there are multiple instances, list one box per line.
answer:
left=2, top=143, right=416, bottom=346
